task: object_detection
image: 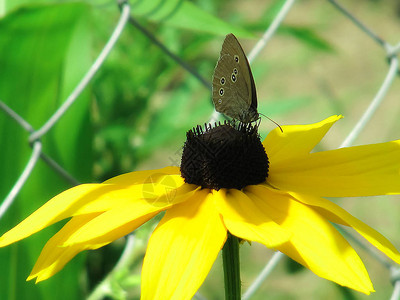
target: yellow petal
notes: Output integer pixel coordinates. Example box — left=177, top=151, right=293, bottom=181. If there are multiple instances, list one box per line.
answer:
left=0, top=184, right=106, bottom=247
left=268, top=140, right=400, bottom=197
left=264, top=115, right=342, bottom=164
left=0, top=173, right=188, bottom=247
left=63, top=182, right=199, bottom=245
left=141, top=189, right=227, bottom=300
left=213, top=188, right=290, bottom=247
left=247, top=186, right=374, bottom=294
left=103, top=166, right=180, bottom=184
left=28, top=213, right=107, bottom=282
left=291, top=191, right=400, bottom=264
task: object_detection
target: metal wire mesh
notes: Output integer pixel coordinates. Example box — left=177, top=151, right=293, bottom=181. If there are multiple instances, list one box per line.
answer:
left=1, top=0, right=399, bottom=299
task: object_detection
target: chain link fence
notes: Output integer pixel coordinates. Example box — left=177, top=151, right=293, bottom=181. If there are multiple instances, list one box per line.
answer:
left=1, top=0, right=400, bottom=299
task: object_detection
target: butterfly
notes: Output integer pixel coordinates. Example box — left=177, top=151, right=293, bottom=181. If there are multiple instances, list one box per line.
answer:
left=212, top=33, right=259, bottom=123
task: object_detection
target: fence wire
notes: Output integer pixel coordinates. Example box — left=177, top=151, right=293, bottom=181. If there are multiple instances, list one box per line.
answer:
left=1, top=0, right=399, bottom=299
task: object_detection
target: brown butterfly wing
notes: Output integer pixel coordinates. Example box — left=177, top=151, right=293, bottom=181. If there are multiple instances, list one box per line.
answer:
left=212, top=33, right=258, bottom=123
left=212, top=55, right=250, bottom=120
left=220, top=34, right=257, bottom=108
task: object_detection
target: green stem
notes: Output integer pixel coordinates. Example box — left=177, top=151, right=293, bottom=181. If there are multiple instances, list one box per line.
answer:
left=222, top=233, right=241, bottom=300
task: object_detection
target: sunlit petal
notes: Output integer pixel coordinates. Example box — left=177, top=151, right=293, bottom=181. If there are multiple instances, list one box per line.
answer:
left=0, top=184, right=106, bottom=247
left=247, top=186, right=374, bottom=294
left=63, top=184, right=200, bottom=245
left=269, top=140, right=400, bottom=197
left=28, top=214, right=108, bottom=283
left=291, top=191, right=400, bottom=264
left=103, top=166, right=181, bottom=184
left=0, top=174, right=189, bottom=247
left=141, top=189, right=227, bottom=300
left=264, top=115, right=342, bottom=163
left=213, top=188, right=290, bottom=247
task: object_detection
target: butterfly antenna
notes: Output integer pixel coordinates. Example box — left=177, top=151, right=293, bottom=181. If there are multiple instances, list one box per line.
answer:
left=259, top=113, right=283, bottom=133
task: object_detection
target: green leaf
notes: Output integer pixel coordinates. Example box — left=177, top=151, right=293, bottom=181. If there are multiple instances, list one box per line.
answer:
left=132, top=0, right=253, bottom=37
left=0, top=3, right=92, bottom=299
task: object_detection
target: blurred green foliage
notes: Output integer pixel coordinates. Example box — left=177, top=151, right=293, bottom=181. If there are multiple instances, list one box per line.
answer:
left=0, top=0, right=359, bottom=299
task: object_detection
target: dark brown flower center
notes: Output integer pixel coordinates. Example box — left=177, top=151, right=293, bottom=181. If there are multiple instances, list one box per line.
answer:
left=180, top=121, right=269, bottom=190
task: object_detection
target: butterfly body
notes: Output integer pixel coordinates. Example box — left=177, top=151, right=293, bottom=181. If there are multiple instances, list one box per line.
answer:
left=212, top=33, right=259, bottom=123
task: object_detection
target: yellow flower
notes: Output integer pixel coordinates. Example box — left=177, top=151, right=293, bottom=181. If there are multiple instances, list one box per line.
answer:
left=1, top=115, right=400, bottom=298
